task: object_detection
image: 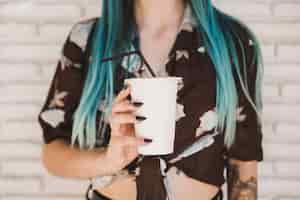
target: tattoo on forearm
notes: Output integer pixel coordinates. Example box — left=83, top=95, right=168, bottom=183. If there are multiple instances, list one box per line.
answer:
left=227, top=163, right=257, bottom=200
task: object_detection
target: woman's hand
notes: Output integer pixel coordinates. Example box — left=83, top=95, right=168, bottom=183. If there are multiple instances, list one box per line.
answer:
left=105, top=84, right=151, bottom=174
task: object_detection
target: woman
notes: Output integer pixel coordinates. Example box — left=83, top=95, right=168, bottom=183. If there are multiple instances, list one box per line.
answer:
left=38, top=0, right=264, bottom=200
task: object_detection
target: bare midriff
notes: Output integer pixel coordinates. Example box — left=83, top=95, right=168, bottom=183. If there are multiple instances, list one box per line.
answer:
left=95, top=167, right=220, bottom=200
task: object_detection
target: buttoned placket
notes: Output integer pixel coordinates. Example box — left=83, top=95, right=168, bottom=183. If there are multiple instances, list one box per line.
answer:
left=87, top=4, right=217, bottom=199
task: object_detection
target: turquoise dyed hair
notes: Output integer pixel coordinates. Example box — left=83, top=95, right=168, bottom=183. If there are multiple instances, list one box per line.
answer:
left=71, top=0, right=264, bottom=150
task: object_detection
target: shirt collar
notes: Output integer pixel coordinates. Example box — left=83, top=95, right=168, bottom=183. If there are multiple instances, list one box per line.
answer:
left=120, top=4, right=201, bottom=76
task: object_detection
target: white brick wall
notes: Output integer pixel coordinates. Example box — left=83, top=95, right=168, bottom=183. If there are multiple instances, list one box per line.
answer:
left=0, top=0, right=299, bottom=199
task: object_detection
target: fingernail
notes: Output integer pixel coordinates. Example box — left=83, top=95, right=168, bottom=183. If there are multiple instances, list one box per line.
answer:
left=133, top=101, right=143, bottom=107
left=123, top=84, right=129, bottom=90
left=136, top=115, right=147, bottom=121
left=143, top=138, right=152, bottom=143
left=126, top=94, right=132, bottom=101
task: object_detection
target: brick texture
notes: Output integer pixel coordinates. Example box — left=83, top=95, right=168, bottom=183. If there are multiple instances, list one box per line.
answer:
left=0, top=0, right=299, bottom=199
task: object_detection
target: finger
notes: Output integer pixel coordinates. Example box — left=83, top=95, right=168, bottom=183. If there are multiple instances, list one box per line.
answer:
left=113, top=85, right=131, bottom=105
left=111, top=113, right=137, bottom=124
left=119, top=124, right=135, bottom=136
left=123, top=136, right=145, bottom=147
left=112, top=100, right=137, bottom=113
left=123, top=148, right=138, bottom=163
left=126, top=146, right=139, bottom=159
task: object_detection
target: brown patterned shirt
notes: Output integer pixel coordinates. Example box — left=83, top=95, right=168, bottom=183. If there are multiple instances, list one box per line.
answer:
left=38, top=4, right=263, bottom=200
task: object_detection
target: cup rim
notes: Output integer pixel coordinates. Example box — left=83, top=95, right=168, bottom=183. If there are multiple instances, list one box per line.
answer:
left=124, top=76, right=183, bottom=82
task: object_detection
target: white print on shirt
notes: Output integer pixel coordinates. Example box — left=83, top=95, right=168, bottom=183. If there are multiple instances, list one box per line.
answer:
left=249, top=39, right=254, bottom=46
left=48, top=90, right=68, bottom=108
left=120, top=44, right=143, bottom=74
left=122, top=54, right=142, bottom=74
left=181, top=23, right=194, bottom=32
left=177, top=77, right=184, bottom=91
left=60, top=54, right=81, bottom=70
left=179, top=4, right=197, bottom=32
left=69, top=20, right=94, bottom=51
left=197, top=46, right=206, bottom=53
left=175, top=50, right=189, bottom=61
left=195, top=106, right=247, bottom=137
left=176, top=103, right=186, bottom=121
left=195, top=108, right=219, bottom=137
left=236, top=106, right=247, bottom=122
left=159, top=158, right=176, bottom=200
left=163, top=166, right=191, bottom=200
left=169, top=130, right=219, bottom=164
left=40, top=109, right=65, bottom=128
left=89, top=169, right=135, bottom=190
left=91, top=175, right=114, bottom=188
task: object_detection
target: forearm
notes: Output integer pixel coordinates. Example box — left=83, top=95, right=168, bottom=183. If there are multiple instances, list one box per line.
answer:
left=227, top=159, right=258, bottom=200
left=42, top=139, right=113, bottom=179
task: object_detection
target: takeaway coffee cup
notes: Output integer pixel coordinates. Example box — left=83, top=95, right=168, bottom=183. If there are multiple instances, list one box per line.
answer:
left=124, top=77, right=182, bottom=155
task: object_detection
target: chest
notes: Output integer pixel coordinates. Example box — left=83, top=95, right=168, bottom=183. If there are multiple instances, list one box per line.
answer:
left=137, top=28, right=180, bottom=76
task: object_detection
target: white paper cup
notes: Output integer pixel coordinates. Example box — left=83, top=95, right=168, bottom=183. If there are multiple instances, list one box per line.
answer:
left=124, top=77, right=182, bottom=155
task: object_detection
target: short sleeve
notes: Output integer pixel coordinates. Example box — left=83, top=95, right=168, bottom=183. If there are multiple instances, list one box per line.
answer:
left=226, top=28, right=264, bottom=162
left=37, top=18, right=110, bottom=146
